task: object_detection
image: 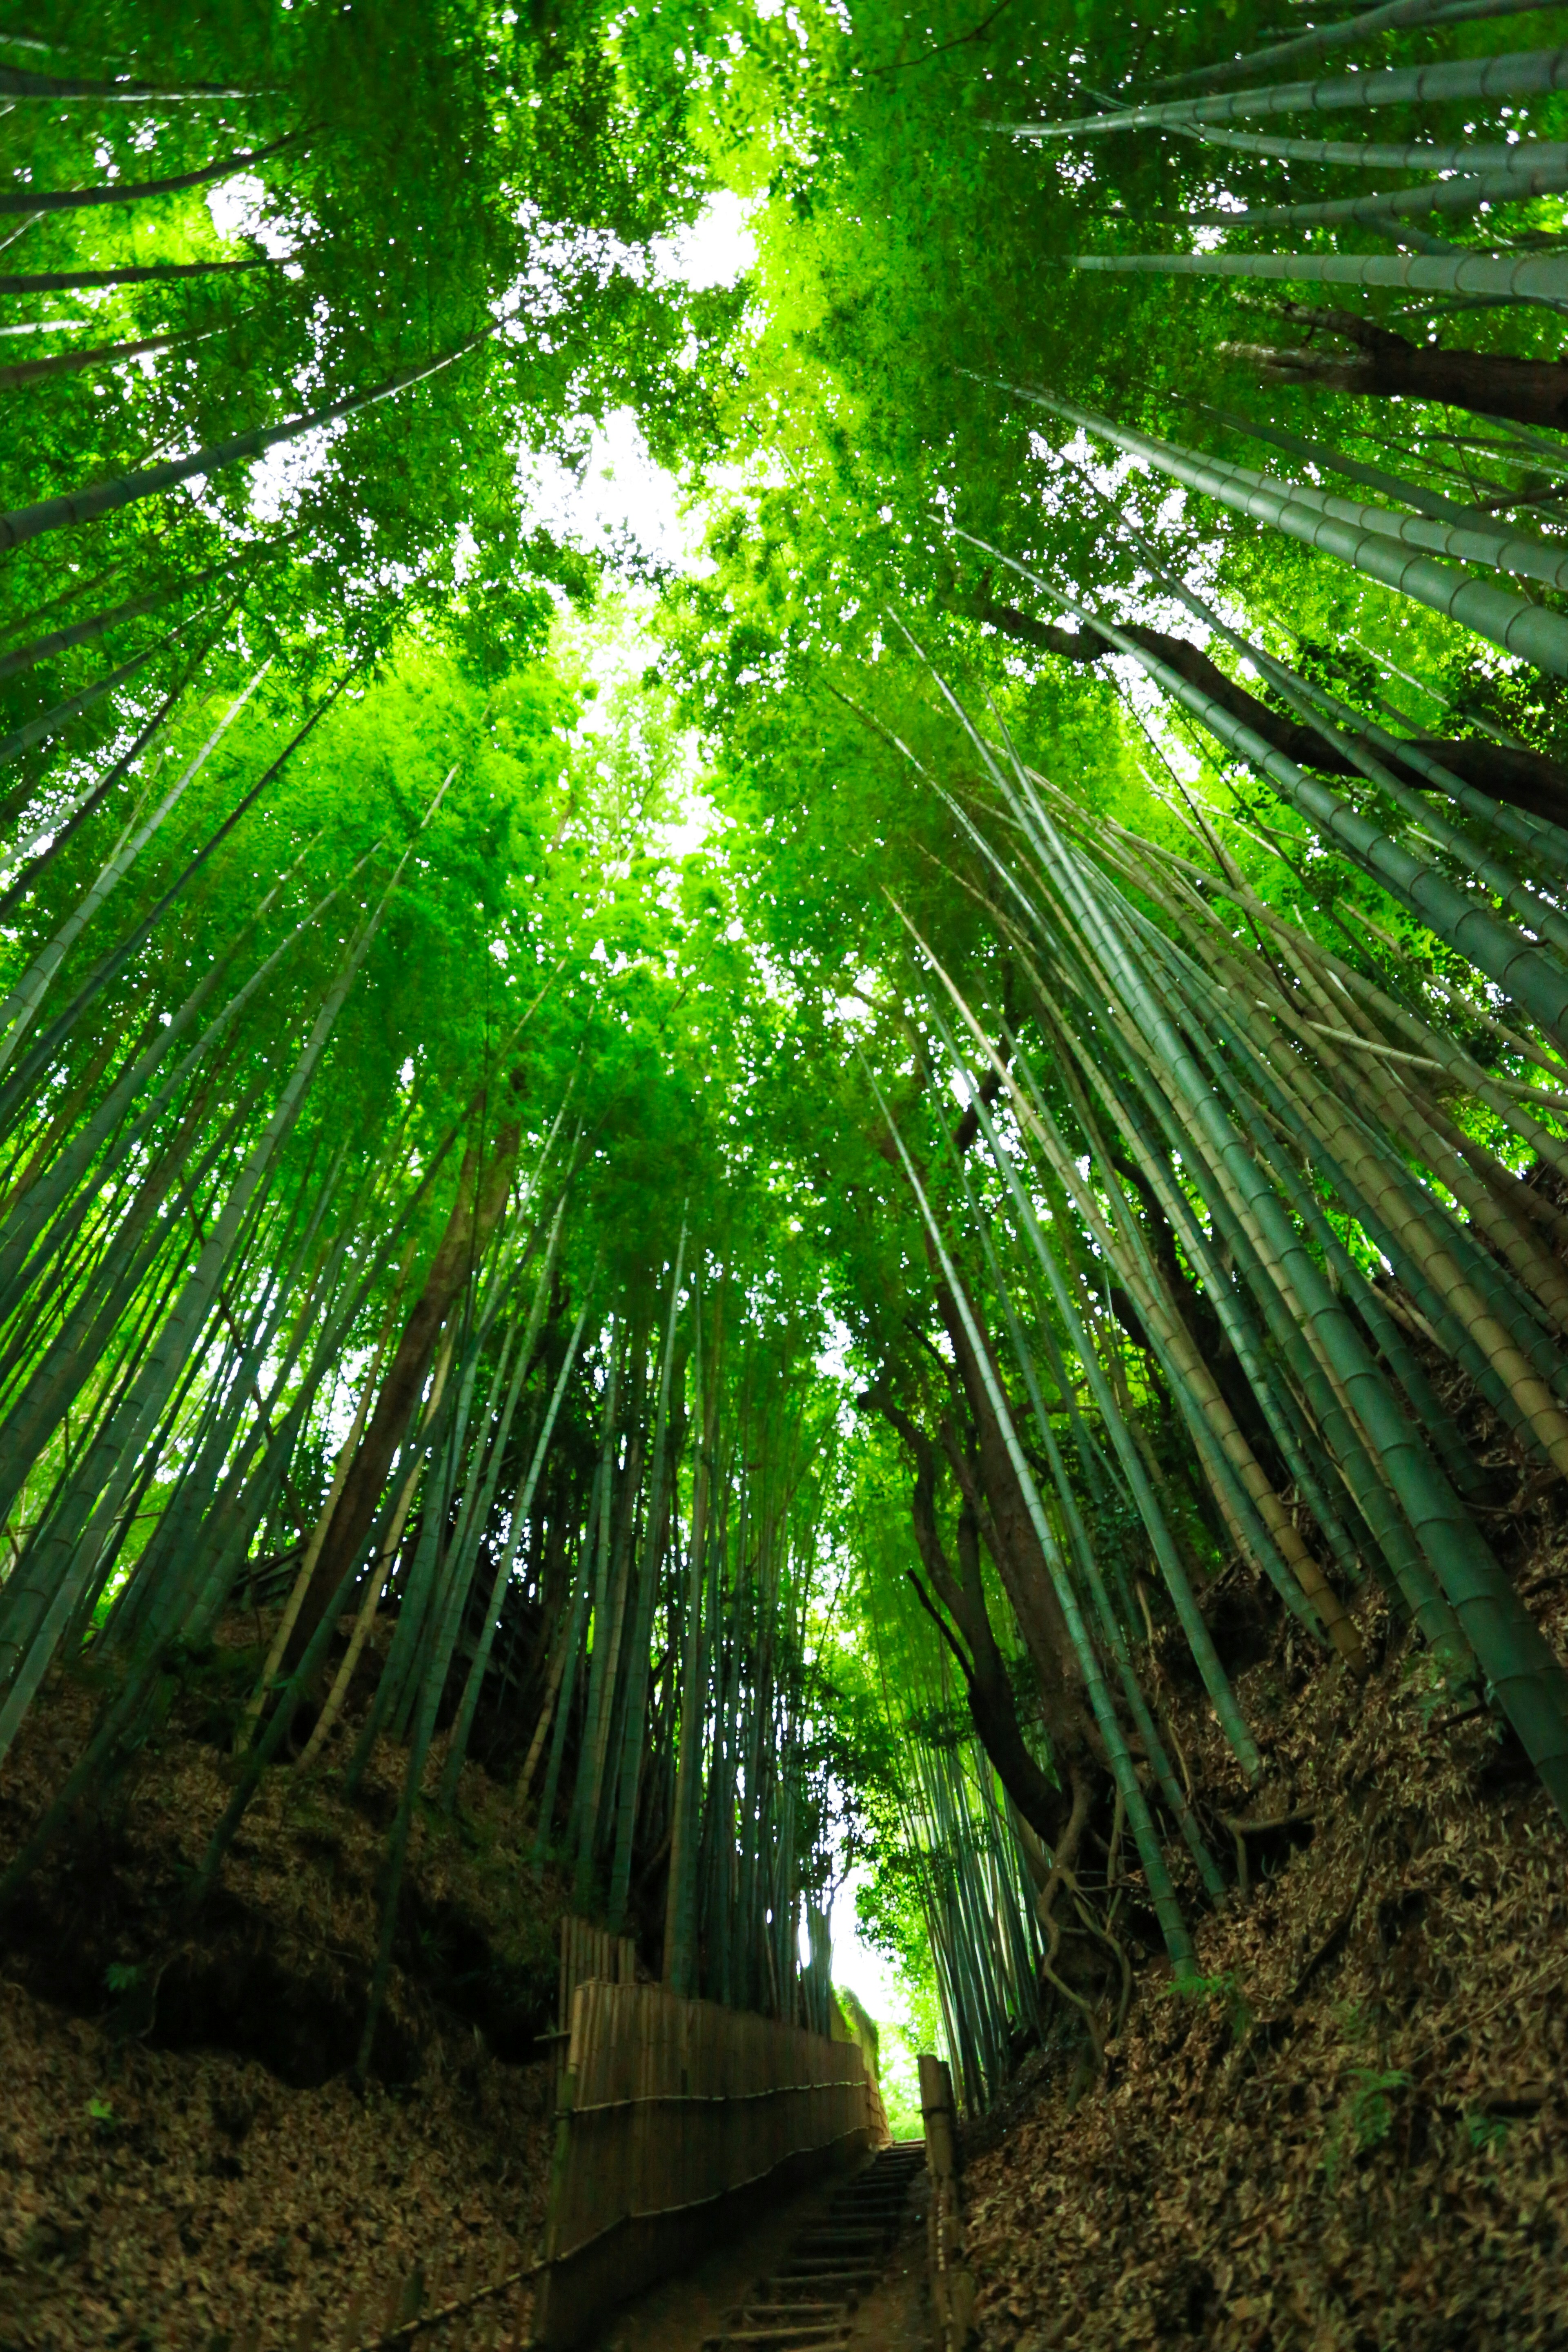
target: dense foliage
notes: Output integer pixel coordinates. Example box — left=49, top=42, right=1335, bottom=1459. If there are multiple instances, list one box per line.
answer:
left=3, top=0, right=1568, bottom=2163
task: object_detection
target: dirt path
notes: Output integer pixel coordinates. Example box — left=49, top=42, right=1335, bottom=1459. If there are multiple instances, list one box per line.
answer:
left=841, top=2173, right=930, bottom=2350
left=578, top=2147, right=931, bottom=2352
left=578, top=2172, right=846, bottom=2352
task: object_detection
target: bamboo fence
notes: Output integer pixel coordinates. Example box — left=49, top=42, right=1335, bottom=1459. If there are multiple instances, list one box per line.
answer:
left=535, top=1977, right=877, bottom=2348
left=550, top=1914, right=638, bottom=2091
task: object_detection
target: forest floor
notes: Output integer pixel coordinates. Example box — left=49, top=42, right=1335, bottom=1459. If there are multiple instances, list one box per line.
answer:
left=5, top=1471, right=1568, bottom=2351
left=0, top=1617, right=564, bottom=2352
left=960, top=1543, right=1568, bottom=2352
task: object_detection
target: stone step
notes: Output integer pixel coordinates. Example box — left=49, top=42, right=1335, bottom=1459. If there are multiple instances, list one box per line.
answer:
left=775, top=2261, right=879, bottom=2279
left=750, top=2283, right=859, bottom=2303
left=702, top=2329, right=847, bottom=2350
left=738, top=2304, right=853, bottom=2322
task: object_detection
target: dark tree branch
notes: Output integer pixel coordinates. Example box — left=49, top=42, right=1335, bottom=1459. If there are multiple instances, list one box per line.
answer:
left=980, top=599, right=1568, bottom=832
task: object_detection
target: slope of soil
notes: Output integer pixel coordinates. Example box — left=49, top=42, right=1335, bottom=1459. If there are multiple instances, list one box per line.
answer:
left=0, top=1621, right=565, bottom=2351
left=960, top=1571, right=1568, bottom=2352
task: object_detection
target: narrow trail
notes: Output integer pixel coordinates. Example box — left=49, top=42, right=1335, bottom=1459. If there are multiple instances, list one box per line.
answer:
left=579, top=2143, right=929, bottom=2352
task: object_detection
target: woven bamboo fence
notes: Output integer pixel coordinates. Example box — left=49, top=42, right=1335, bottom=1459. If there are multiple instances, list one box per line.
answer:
left=534, top=1978, right=877, bottom=2348
left=549, top=1914, right=638, bottom=2092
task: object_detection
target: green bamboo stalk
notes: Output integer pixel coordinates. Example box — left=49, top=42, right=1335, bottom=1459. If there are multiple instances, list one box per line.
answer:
left=868, top=1065, right=1198, bottom=1978
left=895, top=883, right=1264, bottom=1775
left=1003, top=47, right=1568, bottom=140
left=1146, top=0, right=1537, bottom=98
left=998, top=392, right=1568, bottom=679
left=932, top=1050, right=1230, bottom=1900
left=0, top=608, right=211, bottom=768
left=1180, top=156, right=1568, bottom=234
left=960, top=527, right=1568, bottom=1044
left=1029, top=793, right=1568, bottom=1814
left=0, top=132, right=300, bottom=216
left=1184, top=129, right=1568, bottom=170
left=0, top=660, right=272, bottom=1080
left=439, top=1283, right=594, bottom=1808
left=1196, top=409, right=1568, bottom=596
left=608, top=1227, right=688, bottom=1932
left=0, top=325, right=506, bottom=553
left=1069, top=247, right=1568, bottom=307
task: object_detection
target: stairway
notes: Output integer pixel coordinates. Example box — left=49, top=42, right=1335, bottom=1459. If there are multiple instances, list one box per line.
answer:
left=701, top=2140, right=927, bottom=2349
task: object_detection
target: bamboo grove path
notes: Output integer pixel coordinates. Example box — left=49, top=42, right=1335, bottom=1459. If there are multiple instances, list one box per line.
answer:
left=577, top=2144, right=929, bottom=2352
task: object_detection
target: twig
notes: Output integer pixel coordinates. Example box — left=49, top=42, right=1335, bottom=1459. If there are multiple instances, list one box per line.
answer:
left=1221, top=1809, right=1316, bottom=1903
left=1289, top=1816, right=1380, bottom=2002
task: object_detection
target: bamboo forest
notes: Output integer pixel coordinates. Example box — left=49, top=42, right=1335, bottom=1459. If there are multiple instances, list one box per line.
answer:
left=2, top=1, right=1568, bottom=2347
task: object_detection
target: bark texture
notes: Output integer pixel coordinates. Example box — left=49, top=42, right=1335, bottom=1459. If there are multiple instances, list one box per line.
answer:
left=1220, top=306, right=1568, bottom=432
left=285, top=1102, right=522, bottom=1663
left=870, top=1389, right=1080, bottom=1851
left=982, top=600, right=1568, bottom=830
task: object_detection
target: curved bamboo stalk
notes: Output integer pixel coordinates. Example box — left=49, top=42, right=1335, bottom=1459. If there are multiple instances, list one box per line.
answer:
left=1002, top=47, right=1568, bottom=140
left=0, top=660, right=271, bottom=1080
left=1183, top=129, right=1568, bottom=170
left=1068, top=247, right=1568, bottom=307
left=0, top=256, right=267, bottom=295
left=292, top=1334, right=454, bottom=1771
left=439, top=1278, right=593, bottom=1809
left=0, top=608, right=211, bottom=768
left=0, top=328, right=180, bottom=393
left=1145, top=0, right=1537, bottom=99
left=1195, top=411, right=1568, bottom=595
left=868, top=1064, right=1200, bottom=1977
left=1178, top=157, right=1568, bottom=234
left=999, top=392, right=1568, bottom=679
left=959, top=529, right=1568, bottom=1045
left=0, top=325, right=505, bottom=554
left=0, top=133, right=301, bottom=215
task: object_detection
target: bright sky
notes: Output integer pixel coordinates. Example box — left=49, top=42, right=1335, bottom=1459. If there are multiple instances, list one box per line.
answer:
left=527, top=191, right=757, bottom=570
left=206, top=183, right=759, bottom=567
left=831, top=1869, right=902, bottom=2014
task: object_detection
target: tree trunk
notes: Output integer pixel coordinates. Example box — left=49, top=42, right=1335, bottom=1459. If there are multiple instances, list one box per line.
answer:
left=982, top=600, right=1568, bottom=830
left=286, top=1108, right=522, bottom=1662
left=0, top=331, right=180, bottom=394
left=0, top=134, right=301, bottom=215
left=0, top=258, right=267, bottom=295
left=1221, top=310, right=1568, bottom=432
left=0, top=327, right=500, bottom=553
left=873, top=1389, right=1082, bottom=1854
left=932, top=1276, right=1103, bottom=1770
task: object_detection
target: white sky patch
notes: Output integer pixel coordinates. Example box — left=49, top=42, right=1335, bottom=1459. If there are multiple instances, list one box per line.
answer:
left=524, top=405, right=700, bottom=572
left=653, top=189, right=757, bottom=290
left=523, top=194, right=756, bottom=573
left=831, top=991, right=875, bottom=1033
left=204, top=188, right=753, bottom=568
left=814, top=1314, right=853, bottom=1384
left=207, top=174, right=298, bottom=260
left=831, top=1869, right=905, bottom=2018
left=655, top=787, right=717, bottom=859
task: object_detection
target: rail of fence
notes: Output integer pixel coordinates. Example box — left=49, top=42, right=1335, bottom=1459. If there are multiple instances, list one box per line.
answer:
left=534, top=1975, right=878, bottom=2349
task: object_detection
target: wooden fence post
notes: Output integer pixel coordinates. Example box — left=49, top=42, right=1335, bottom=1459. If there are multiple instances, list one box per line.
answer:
left=919, top=2054, right=976, bottom=2352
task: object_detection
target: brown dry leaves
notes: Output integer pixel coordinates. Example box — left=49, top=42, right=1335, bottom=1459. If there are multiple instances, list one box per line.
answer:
left=961, top=1575, right=1568, bottom=2352
left=0, top=1623, right=562, bottom=2351
left=0, top=1978, right=550, bottom=2351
